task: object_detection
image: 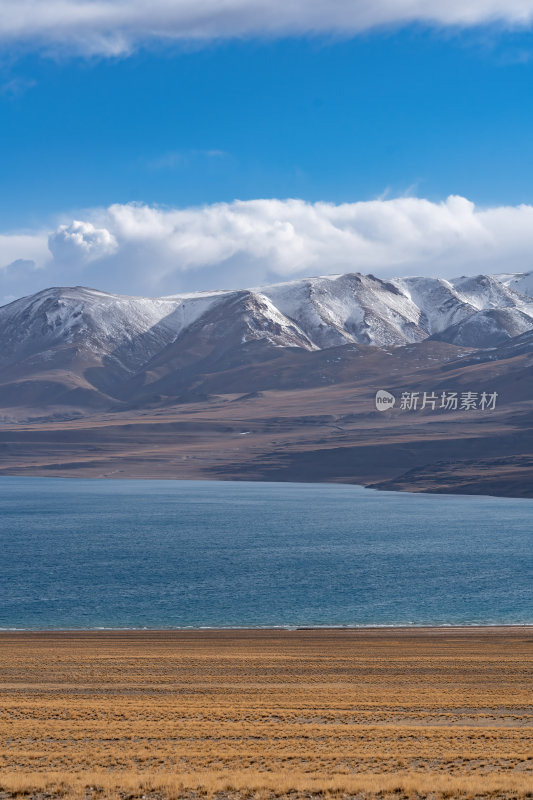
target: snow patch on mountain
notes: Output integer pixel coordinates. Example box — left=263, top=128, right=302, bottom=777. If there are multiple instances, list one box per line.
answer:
left=0, top=287, right=224, bottom=371
left=496, top=270, right=533, bottom=298
left=432, top=307, right=533, bottom=348
left=260, top=273, right=425, bottom=347
left=389, top=276, right=474, bottom=334
left=451, top=273, right=533, bottom=311
left=241, top=291, right=317, bottom=349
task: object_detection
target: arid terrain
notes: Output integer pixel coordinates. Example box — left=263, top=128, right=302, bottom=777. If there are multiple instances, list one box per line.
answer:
left=0, top=338, right=532, bottom=497
left=0, top=628, right=531, bottom=800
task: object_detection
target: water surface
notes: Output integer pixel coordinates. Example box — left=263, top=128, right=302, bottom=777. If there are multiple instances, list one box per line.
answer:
left=0, top=477, right=531, bottom=628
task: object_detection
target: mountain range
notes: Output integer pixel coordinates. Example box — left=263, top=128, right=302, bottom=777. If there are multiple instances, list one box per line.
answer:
left=0, top=270, right=532, bottom=497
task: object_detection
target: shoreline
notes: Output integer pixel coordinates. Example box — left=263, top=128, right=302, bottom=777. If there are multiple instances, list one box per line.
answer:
left=1, top=471, right=533, bottom=501
left=2, top=624, right=532, bottom=635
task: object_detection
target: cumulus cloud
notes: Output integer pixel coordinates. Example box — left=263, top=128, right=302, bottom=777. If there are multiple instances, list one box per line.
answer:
left=2, top=0, right=533, bottom=56
left=2, top=195, right=533, bottom=301
left=48, top=220, right=118, bottom=263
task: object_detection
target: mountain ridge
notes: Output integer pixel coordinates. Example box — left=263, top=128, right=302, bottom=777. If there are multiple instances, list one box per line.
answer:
left=2, top=268, right=533, bottom=372
left=1, top=269, right=533, bottom=412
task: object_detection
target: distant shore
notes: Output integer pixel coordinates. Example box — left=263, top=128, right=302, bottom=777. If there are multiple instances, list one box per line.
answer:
left=1, top=380, right=532, bottom=499
left=2, top=471, right=533, bottom=503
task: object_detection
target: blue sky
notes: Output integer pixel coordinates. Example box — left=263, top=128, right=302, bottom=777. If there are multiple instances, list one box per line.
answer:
left=2, top=0, right=533, bottom=299
left=3, top=31, right=533, bottom=226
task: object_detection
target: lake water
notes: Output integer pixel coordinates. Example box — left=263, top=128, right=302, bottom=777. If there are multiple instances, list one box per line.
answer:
left=0, top=477, right=531, bottom=629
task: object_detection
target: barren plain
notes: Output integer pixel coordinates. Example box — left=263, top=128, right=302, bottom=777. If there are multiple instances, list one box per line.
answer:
left=0, top=628, right=531, bottom=800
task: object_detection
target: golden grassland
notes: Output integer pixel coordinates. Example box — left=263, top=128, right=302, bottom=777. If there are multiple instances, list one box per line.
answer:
left=0, top=628, right=531, bottom=799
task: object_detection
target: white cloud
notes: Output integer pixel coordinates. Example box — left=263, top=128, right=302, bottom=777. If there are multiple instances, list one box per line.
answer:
left=2, top=195, right=533, bottom=301
left=2, top=0, right=533, bottom=56
left=48, top=220, right=118, bottom=263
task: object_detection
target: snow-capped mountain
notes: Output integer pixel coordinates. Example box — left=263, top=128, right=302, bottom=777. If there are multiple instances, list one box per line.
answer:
left=0, top=286, right=223, bottom=372
left=261, top=271, right=533, bottom=347
left=260, top=273, right=426, bottom=347
left=1, top=269, right=533, bottom=411
left=2, top=270, right=533, bottom=362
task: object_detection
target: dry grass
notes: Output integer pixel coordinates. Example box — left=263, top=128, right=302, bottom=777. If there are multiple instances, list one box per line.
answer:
left=0, top=628, right=532, bottom=799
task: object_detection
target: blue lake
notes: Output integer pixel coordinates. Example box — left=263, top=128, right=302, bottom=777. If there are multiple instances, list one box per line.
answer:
left=0, top=477, right=531, bottom=629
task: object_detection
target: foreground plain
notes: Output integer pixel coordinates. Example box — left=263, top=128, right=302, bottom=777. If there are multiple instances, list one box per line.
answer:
left=0, top=628, right=532, bottom=799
